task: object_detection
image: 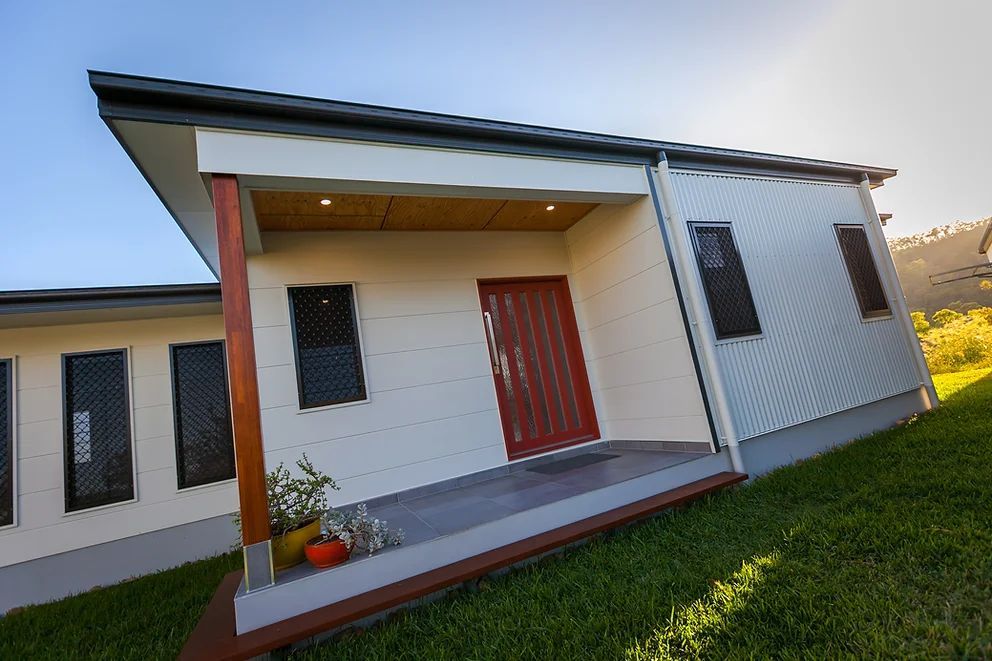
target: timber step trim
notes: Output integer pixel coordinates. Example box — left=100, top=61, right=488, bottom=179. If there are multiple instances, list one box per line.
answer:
left=180, top=470, right=747, bottom=660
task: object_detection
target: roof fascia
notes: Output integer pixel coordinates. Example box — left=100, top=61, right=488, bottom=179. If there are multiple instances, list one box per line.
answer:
left=89, top=71, right=897, bottom=187
left=0, top=283, right=221, bottom=315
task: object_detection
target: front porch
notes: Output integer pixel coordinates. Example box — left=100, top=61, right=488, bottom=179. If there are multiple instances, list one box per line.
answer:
left=183, top=446, right=745, bottom=658
left=178, top=126, right=733, bottom=657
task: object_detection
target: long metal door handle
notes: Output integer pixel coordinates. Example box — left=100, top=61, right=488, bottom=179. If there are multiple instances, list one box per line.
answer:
left=483, top=311, right=500, bottom=374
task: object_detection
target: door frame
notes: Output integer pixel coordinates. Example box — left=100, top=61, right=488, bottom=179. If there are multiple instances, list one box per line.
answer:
left=477, top=275, right=600, bottom=461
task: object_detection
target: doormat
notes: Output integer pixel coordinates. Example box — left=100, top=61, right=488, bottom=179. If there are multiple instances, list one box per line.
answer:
left=528, top=452, right=619, bottom=475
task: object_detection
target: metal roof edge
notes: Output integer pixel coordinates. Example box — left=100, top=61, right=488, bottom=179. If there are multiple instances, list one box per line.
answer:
left=0, top=283, right=221, bottom=315
left=88, top=70, right=897, bottom=186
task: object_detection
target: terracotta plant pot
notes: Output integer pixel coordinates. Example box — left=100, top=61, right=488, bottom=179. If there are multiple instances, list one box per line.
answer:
left=272, top=519, right=321, bottom=570
left=304, top=536, right=350, bottom=569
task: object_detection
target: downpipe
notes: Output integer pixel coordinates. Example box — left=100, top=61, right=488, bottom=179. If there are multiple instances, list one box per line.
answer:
left=647, top=158, right=746, bottom=476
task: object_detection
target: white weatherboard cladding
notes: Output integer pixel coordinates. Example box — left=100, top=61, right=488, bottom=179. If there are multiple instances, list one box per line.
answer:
left=565, top=197, right=712, bottom=445
left=248, top=204, right=714, bottom=503
left=0, top=315, right=237, bottom=568
left=669, top=172, right=920, bottom=440
left=248, top=231, right=581, bottom=504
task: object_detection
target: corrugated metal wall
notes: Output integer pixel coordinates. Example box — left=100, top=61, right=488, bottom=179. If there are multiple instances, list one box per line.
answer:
left=670, top=171, right=920, bottom=440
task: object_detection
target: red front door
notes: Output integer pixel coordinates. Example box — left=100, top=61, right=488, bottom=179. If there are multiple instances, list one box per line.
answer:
left=478, top=276, right=600, bottom=460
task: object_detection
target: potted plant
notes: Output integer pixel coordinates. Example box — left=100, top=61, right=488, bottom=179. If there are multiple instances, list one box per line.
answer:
left=303, top=523, right=350, bottom=569
left=324, top=503, right=405, bottom=557
left=249, top=454, right=339, bottom=570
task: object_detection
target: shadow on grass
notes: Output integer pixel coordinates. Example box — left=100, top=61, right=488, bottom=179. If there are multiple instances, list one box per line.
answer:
left=302, top=372, right=992, bottom=660
left=628, top=371, right=992, bottom=659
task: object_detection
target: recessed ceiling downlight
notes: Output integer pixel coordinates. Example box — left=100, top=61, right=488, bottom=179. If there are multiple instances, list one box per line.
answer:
left=546, top=204, right=556, bottom=211
left=320, top=198, right=332, bottom=206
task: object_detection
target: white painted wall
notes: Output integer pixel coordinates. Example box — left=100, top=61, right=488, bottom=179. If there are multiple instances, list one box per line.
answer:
left=247, top=231, right=582, bottom=504
left=0, top=315, right=237, bottom=568
left=565, top=197, right=712, bottom=446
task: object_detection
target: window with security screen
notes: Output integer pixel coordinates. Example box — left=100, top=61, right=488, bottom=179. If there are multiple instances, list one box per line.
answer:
left=288, top=284, right=367, bottom=409
left=1, top=359, right=12, bottom=527
left=689, top=223, right=762, bottom=340
left=62, top=350, right=134, bottom=512
left=836, top=225, right=890, bottom=319
left=171, top=341, right=236, bottom=489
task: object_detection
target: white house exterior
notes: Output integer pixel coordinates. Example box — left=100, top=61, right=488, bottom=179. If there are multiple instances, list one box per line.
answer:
left=0, top=72, right=936, bottom=622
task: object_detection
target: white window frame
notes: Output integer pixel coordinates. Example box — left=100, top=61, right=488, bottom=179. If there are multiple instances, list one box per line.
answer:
left=0, top=357, right=16, bottom=530
left=833, top=223, right=894, bottom=323
left=285, top=282, right=372, bottom=414
left=687, top=221, right=765, bottom=344
left=60, top=347, right=139, bottom=515
left=168, top=339, right=239, bottom=492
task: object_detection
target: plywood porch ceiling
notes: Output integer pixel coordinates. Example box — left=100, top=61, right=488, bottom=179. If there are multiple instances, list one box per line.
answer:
left=250, top=191, right=599, bottom=231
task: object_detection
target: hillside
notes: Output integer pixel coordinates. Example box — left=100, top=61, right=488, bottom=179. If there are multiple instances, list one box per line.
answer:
left=888, top=218, right=992, bottom=315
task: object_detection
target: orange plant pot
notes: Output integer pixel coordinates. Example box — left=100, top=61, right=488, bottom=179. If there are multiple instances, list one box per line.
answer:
left=304, top=536, right=351, bottom=569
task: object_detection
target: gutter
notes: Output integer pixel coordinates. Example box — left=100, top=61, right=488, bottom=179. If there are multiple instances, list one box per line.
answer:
left=0, top=283, right=221, bottom=315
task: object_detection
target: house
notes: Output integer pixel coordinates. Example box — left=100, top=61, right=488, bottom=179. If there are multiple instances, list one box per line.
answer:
left=0, top=71, right=935, bottom=649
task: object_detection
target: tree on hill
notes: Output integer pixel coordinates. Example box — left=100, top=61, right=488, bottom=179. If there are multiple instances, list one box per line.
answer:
left=915, top=306, right=992, bottom=374
left=888, top=218, right=992, bottom=316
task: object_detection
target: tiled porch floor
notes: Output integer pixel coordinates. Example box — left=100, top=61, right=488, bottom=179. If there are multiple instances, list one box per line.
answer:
left=195, top=446, right=742, bottom=655
left=276, top=448, right=707, bottom=583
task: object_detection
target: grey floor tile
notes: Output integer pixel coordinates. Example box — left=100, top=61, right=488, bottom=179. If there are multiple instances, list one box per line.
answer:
left=546, top=469, right=619, bottom=491
left=400, top=488, right=488, bottom=514
left=409, top=497, right=517, bottom=536
left=489, top=480, right=584, bottom=512
left=456, top=474, right=549, bottom=499
left=366, top=503, right=439, bottom=547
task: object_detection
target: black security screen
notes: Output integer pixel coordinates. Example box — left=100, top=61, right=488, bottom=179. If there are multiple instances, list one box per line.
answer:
left=63, top=350, right=134, bottom=511
left=0, top=360, right=12, bottom=526
left=171, top=342, right=236, bottom=489
left=689, top=224, right=762, bottom=339
left=288, top=284, right=367, bottom=408
left=836, top=225, right=890, bottom=318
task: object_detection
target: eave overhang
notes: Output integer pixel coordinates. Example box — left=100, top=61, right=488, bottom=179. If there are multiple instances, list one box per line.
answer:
left=89, top=70, right=897, bottom=187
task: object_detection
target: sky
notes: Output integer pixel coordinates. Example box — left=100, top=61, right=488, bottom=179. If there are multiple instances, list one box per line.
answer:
left=1, top=0, right=989, bottom=290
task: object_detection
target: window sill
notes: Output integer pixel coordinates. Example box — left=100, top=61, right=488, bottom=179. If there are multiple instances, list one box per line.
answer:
left=714, top=333, right=766, bottom=346
left=62, top=496, right=138, bottom=518
left=859, top=313, right=894, bottom=324
left=176, top=477, right=238, bottom=495
left=296, top=397, right=372, bottom=415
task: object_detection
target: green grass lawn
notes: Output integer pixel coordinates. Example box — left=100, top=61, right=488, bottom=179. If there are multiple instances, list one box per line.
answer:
left=2, top=369, right=991, bottom=660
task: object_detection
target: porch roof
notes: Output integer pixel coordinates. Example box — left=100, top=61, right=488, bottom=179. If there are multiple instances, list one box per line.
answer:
left=88, top=71, right=898, bottom=278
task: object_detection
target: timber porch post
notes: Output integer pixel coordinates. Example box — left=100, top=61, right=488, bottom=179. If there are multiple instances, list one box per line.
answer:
left=212, top=173, right=274, bottom=590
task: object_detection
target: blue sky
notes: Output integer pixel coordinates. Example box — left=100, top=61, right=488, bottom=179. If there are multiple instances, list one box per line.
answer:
left=1, top=1, right=989, bottom=290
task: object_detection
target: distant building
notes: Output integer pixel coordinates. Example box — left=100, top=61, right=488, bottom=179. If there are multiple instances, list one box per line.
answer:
left=929, top=218, right=992, bottom=284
